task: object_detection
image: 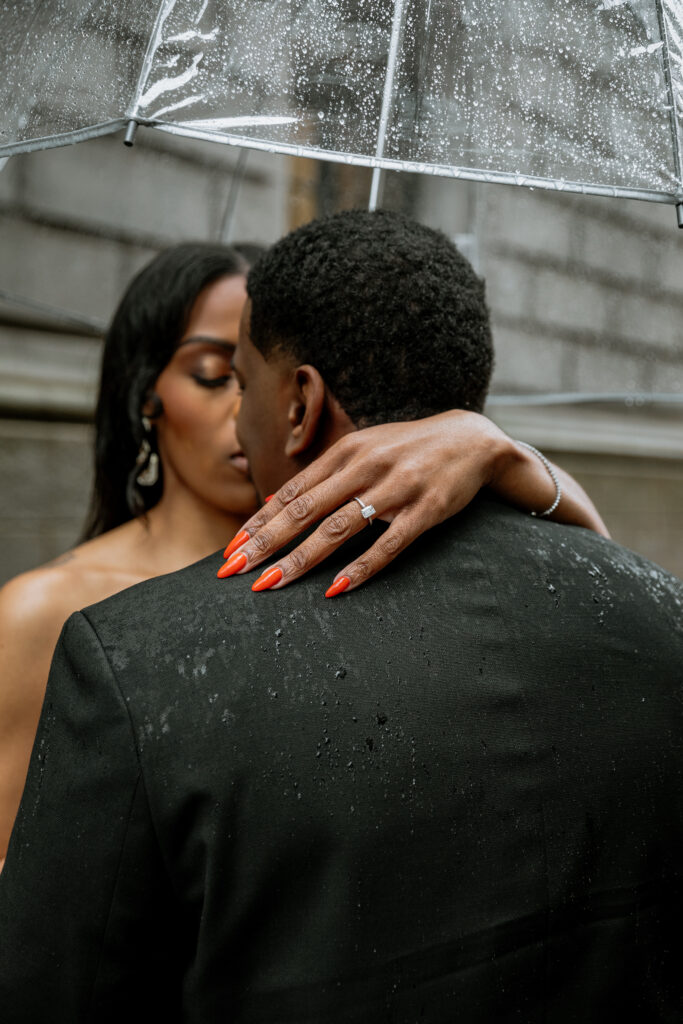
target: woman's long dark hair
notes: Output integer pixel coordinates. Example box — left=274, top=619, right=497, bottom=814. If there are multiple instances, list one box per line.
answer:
left=81, top=242, right=258, bottom=540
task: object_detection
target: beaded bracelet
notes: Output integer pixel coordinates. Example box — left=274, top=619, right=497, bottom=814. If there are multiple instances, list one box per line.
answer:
left=515, top=441, right=562, bottom=517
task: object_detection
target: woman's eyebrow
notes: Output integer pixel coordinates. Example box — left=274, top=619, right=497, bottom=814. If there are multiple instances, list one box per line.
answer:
left=177, top=336, right=236, bottom=353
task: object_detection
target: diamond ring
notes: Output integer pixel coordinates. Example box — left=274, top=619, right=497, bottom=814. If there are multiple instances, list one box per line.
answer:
left=353, top=496, right=376, bottom=524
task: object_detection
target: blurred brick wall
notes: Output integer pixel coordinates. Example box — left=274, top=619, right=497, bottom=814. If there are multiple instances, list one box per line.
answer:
left=0, top=420, right=92, bottom=583
left=0, top=131, right=288, bottom=329
left=482, top=187, right=683, bottom=397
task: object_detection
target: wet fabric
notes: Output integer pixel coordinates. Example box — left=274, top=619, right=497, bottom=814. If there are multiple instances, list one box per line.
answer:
left=1, top=1, right=682, bottom=202
left=1, top=500, right=682, bottom=1021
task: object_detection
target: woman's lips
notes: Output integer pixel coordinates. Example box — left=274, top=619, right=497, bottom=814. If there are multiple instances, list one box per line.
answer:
left=228, top=453, right=250, bottom=475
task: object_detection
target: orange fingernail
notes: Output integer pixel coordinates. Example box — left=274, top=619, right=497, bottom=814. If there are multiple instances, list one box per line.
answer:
left=252, top=567, right=283, bottom=592
left=325, top=576, right=350, bottom=598
left=217, top=551, right=247, bottom=578
left=223, top=529, right=249, bottom=559
left=265, top=494, right=275, bottom=502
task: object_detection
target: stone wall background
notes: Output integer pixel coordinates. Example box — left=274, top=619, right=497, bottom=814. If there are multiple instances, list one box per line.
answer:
left=0, top=128, right=682, bottom=586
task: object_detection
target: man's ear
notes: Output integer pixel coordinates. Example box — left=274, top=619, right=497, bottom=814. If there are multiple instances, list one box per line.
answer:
left=284, top=364, right=326, bottom=457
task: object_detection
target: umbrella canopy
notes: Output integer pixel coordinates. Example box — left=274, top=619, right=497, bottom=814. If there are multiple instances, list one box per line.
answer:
left=1, top=0, right=682, bottom=222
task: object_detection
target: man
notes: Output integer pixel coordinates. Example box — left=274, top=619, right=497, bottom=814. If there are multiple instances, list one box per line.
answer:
left=1, top=210, right=682, bottom=1022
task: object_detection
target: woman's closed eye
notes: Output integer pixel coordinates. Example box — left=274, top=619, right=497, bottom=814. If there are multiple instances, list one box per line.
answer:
left=190, top=354, right=235, bottom=388
left=192, top=372, right=233, bottom=389
left=181, top=340, right=237, bottom=389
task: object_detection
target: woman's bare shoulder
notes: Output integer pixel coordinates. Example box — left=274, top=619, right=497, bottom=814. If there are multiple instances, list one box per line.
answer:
left=0, top=528, right=148, bottom=642
left=0, top=562, right=90, bottom=709
left=0, top=559, right=95, bottom=645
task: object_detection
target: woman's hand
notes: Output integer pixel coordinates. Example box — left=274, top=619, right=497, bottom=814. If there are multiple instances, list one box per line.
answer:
left=217, top=409, right=609, bottom=595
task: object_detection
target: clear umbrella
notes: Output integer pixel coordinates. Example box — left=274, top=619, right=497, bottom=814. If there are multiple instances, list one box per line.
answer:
left=1, top=0, right=682, bottom=225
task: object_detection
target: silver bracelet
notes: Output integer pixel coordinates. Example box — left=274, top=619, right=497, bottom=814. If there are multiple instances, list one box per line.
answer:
left=515, top=441, right=562, bottom=517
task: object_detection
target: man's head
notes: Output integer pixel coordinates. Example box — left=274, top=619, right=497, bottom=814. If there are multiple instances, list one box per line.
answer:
left=233, top=209, right=493, bottom=498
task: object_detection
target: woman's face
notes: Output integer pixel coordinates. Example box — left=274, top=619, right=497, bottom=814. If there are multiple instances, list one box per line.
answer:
left=150, top=274, right=259, bottom=518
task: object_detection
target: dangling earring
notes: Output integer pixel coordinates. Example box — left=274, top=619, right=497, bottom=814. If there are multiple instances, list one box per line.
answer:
left=135, top=415, right=159, bottom=487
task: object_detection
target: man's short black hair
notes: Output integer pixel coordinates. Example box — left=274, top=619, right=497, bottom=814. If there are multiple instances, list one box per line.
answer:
left=247, top=209, right=494, bottom=427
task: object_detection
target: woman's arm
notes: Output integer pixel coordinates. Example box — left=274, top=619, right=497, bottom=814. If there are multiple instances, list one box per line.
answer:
left=217, top=410, right=609, bottom=594
left=0, top=570, right=73, bottom=861
left=490, top=439, right=609, bottom=535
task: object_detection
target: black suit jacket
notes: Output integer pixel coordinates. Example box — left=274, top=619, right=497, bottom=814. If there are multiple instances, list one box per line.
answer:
left=1, top=500, right=682, bottom=1022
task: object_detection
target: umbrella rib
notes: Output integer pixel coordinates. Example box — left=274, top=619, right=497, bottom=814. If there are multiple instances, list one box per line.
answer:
left=127, top=0, right=180, bottom=128
left=152, top=122, right=680, bottom=206
left=655, top=0, right=683, bottom=222
left=218, top=149, right=249, bottom=243
left=0, top=120, right=128, bottom=159
left=369, top=0, right=408, bottom=210
left=0, top=288, right=106, bottom=336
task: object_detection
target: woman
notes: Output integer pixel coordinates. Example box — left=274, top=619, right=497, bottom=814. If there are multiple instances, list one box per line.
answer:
left=0, top=242, right=607, bottom=861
